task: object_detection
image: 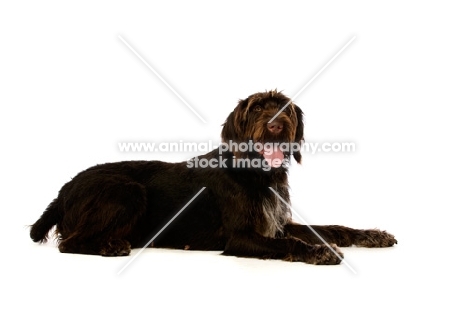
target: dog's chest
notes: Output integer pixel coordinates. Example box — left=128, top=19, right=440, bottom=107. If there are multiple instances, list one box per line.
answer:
left=259, top=195, right=291, bottom=238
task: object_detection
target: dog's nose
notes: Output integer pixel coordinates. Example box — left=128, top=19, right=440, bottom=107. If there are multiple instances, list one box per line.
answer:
left=267, top=121, right=283, bottom=134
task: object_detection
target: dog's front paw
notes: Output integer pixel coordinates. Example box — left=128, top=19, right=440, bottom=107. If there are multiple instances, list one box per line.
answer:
left=355, top=229, right=397, bottom=248
left=304, top=244, right=344, bottom=265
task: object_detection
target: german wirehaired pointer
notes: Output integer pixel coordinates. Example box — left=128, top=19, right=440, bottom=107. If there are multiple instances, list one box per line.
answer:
left=30, top=90, right=396, bottom=265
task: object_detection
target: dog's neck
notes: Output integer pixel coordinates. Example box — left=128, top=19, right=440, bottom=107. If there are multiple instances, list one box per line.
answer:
left=220, top=149, right=289, bottom=177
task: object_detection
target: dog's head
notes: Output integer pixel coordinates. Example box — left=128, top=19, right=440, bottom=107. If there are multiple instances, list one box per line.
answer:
left=221, top=90, right=304, bottom=168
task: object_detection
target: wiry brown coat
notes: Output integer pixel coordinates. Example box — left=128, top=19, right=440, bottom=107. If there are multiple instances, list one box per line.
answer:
left=30, top=90, right=396, bottom=264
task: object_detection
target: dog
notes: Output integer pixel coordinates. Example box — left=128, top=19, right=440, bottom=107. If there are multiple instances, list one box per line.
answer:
left=30, top=90, right=396, bottom=265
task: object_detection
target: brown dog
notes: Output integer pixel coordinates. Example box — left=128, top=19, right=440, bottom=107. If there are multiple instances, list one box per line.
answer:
left=30, top=90, right=396, bottom=264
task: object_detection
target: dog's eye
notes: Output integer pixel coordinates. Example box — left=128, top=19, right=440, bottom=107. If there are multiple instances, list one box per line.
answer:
left=253, top=106, right=262, bottom=112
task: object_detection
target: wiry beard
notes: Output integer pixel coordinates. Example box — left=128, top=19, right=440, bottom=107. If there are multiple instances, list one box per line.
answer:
left=249, top=119, right=295, bottom=144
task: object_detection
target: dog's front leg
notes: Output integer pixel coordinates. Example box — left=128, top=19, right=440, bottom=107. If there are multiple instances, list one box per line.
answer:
left=222, top=232, right=343, bottom=265
left=284, top=224, right=397, bottom=248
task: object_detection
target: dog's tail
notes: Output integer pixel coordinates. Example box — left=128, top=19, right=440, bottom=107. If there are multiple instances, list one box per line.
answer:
left=30, top=198, right=61, bottom=243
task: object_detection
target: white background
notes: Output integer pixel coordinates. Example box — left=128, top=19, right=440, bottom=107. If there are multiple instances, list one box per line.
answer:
left=1, top=1, right=467, bottom=309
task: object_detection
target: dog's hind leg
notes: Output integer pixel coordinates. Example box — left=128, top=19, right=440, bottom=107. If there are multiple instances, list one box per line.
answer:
left=58, top=237, right=132, bottom=256
left=57, top=180, right=147, bottom=256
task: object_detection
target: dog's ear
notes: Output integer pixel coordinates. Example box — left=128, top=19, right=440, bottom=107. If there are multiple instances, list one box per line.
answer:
left=221, top=111, right=238, bottom=142
left=293, top=104, right=304, bottom=164
left=221, top=99, right=248, bottom=142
